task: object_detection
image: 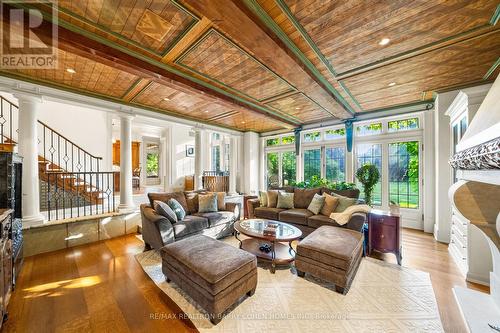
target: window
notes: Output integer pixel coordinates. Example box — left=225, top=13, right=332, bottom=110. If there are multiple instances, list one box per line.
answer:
left=266, top=152, right=279, bottom=187
left=224, top=143, right=230, bottom=172
left=389, top=142, right=419, bottom=209
left=304, top=131, right=321, bottom=142
left=281, top=151, right=296, bottom=186
left=266, top=151, right=296, bottom=187
left=146, top=143, right=159, bottom=178
left=356, top=122, right=382, bottom=136
left=303, top=149, right=321, bottom=182
left=325, top=147, right=345, bottom=182
left=211, top=145, right=221, bottom=171
left=388, top=117, right=419, bottom=132
left=356, top=144, right=382, bottom=205
left=325, top=128, right=345, bottom=140
left=266, top=138, right=279, bottom=146
left=281, top=135, right=295, bottom=145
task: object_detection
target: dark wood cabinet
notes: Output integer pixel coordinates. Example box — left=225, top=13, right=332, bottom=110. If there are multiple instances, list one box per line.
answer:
left=0, top=209, right=13, bottom=328
left=368, top=210, right=402, bottom=265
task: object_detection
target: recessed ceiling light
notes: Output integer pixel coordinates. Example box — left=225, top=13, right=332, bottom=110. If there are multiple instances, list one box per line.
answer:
left=66, top=68, right=76, bottom=74
left=241, top=121, right=245, bottom=124
left=388, top=82, right=396, bottom=87
left=379, top=38, right=390, bottom=46
left=204, top=110, right=209, bottom=113
left=295, top=107, right=301, bottom=110
left=163, top=97, right=170, bottom=101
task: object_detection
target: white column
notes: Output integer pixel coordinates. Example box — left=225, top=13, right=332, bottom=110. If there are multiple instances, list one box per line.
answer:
left=194, top=128, right=206, bottom=190
left=118, top=115, right=135, bottom=212
left=16, top=93, right=45, bottom=226
left=229, top=136, right=238, bottom=195
left=243, top=131, right=260, bottom=195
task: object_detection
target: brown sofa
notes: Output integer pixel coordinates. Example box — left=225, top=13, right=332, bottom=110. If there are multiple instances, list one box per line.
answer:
left=248, top=187, right=366, bottom=236
left=140, top=191, right=241, bottom=250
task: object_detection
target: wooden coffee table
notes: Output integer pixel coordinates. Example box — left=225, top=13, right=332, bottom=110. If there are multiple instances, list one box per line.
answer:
left=234, top=219, right=302, bottom=273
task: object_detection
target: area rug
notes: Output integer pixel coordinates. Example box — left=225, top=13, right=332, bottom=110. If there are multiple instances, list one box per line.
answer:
left=136, top=237, right=443, bottom=332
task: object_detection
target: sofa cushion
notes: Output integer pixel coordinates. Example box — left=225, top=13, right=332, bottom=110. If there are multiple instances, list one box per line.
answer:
left=279, top=208, right=313, bottom=226
left=194, top=211, right=235, bottom=227
left=161, top=235, right=257, bottom=296
left=294, top=188, right=321, bottom=209
left=199, top=193, right=218, bottom=213
left=153, top=200, right=178, bottom=224
left=277, top=192, right=294, bottom=209
left=172, top=215, right=209, bottom=238
left=167, top=198, right=186, bottom=220
left=148, top=192, right=189, bottom=212
left=307, top=214, right=342, bottom=229
left=259, top=191, right=268, bottom=207
left=331, top=193, right=357, bottom=213
left=267, top=190, right=279, bottom=208
left=184, top=190, right=208, bottom=214
left=307, top=193, right=325, bottom=214
left=297, top=226, right=363, bottom=271
left=216, top=192, right=226, bottom=211
left=254, top=207, right=285, bottom=220
left=320, top=192, right=339, bottom=216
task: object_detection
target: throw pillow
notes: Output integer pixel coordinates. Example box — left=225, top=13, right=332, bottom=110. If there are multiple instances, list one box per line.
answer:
left=259, top=191, right=268, bottom=207
left=198, top=193, right=218, bottom=213
left=267, top=190, right=279, bottom=208
left=320, top=192, right=339, bottom=216
left=216, top=192, right=226, bottom=211
left=331, top=193, right=357, bottom=213
left=153, top=200, right=178, bottom=224
left=277, top=192, right=294, bottom=209
left=307, top=193, right=325, bottom=214
left=167, top=198, right=186, bottom=221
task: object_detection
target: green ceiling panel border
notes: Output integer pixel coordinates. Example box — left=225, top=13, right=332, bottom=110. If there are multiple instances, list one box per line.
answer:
left=484, top=57, right=500, bottom=80
left=242, top=0, right=356, bottom=116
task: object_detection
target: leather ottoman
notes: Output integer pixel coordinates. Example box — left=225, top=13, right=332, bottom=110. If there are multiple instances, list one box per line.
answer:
left=161, top=235, right=257, bottom=324
left=295, top=225, right=363, bottom=295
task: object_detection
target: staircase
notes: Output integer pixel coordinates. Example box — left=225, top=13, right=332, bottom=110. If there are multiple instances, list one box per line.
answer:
left=0, top=95, right=116, bottom=220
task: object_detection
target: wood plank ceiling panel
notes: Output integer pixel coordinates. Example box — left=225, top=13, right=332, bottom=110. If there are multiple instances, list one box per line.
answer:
left=1, top=49, right=139, bottom=98
left=342, top=30, right=500, bottom=111
left=56, top=0, right=198, bottom=55
left=265, top=92, right=333, bottom=123
left=132, top=82, right=287, bottom=132
left=176, top=29, right=294, bottom=101
left=283, top=0, right=499, bottom=74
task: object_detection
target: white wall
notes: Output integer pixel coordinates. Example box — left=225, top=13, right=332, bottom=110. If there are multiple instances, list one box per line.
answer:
left=170, top=125, right=195, bottom=191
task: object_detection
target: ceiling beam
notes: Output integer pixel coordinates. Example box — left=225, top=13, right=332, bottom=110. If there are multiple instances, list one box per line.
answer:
left=181, top=0, right=353, bottom=119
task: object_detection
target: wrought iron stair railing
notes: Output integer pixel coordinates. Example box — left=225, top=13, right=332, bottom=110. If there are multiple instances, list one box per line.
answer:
left=0, top=95, right=116, bottom=221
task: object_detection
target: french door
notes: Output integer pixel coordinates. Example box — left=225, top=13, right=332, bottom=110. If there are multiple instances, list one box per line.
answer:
left=266, top=150, right=296, bottom=187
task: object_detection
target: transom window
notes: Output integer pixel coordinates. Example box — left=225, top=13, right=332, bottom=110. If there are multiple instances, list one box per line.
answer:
left=388, top=117, right=419, bottom=132
left=266, top=134, right=295, bottom=147
left=325, top=128, right=345, bottom=140
left=303, top=131, right=321, bottom=142
left=356, top=122, right=382, bottom=136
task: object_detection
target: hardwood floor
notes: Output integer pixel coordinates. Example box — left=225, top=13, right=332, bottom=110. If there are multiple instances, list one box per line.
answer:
left=4, top=229, right=489, bottom=333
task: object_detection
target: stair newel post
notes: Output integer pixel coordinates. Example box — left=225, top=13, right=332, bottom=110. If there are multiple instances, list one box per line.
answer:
left=47, top=173, right=51, bottom=221
left=0, top=100, right=3, bottom=144
left=57, top=135, right=60, bottom=171
left=9, top=103, right=13, bottom=143
left=62, top=172, right=65, bottom=220
left=89, top=172, right=92, bottom=216
left=43, top=125, right=46, bottom=163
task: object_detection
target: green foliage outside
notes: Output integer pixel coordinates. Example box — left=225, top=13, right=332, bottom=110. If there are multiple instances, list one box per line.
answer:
left=266, top=138, right=279, bottom=146
left=291, top=175, right=356, bottom=191
left=146, top=153, right=159, bottom=177
left=389, top=141, right=419, bottom=208
left=356, top=164, right=380, bottom=206
left=281, top=135, right=295, bottom=144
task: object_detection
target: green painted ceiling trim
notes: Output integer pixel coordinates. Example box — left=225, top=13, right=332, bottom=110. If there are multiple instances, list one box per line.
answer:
left=354, top=100, right=434, bottom=118
left=53, top=0, right=199, bottom=58
left=175, top=28, right=298, bottom=105
left=120, top=78, right=144, bottom=99
left=25, top=5, right=302, bottom=126
left=242, top=0, right=356, bottom=116
left=484, top=57, right=500, bottom=80
left=274, top=0, right=363, bottom=112
left=0, top=71, right=263, bottom=133
left=490, top=4, right=500, bottom=25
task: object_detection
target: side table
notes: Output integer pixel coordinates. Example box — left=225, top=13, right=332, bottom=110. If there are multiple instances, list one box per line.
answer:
left=368, top=210, right=402, bottom=265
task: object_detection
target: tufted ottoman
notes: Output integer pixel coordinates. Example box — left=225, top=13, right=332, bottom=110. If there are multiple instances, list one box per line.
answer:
left=295, top=225, right=363, bottom=295
left=161, top=235, right=257, bottom=324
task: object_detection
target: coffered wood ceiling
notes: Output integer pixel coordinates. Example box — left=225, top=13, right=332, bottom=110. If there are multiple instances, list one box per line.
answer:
left=0, top=0, right=499, bottom=132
